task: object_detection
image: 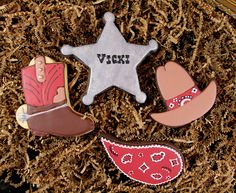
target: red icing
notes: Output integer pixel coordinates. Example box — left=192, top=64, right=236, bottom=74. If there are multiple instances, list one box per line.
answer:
left=121, top=154, right=132, bottom=164
left=22, top=63, right=65, bottom=107
left=101, top=138, right=184, bottom=185
left=165, top=85, right=201, bottom=111
left=151, top=152, right=165, bottom=162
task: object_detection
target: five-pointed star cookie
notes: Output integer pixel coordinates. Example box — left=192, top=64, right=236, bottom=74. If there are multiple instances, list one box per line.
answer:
left=61, top=12, right=158, bottom=105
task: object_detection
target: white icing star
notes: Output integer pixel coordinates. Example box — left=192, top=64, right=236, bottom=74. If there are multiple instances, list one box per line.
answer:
left=61, top=12, right=158, bottom=105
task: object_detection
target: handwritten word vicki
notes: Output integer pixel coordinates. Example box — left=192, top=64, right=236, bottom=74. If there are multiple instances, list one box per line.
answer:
left=97, top=54, right=130, bottom=64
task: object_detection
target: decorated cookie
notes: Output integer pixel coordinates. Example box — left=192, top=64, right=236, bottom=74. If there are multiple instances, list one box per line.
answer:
left=61, top=12, right=158, bottom=105
left=101, top=134, right=184, bottom=185
left=16, top=56, right=94, bottom=137
left=150, top=61, right=217, bottom=127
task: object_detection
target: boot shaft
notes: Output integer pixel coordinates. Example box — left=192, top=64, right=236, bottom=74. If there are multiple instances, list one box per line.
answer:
left=17, top=55, right=94, bottom=137
left=22, top=61, right=66, bottom=107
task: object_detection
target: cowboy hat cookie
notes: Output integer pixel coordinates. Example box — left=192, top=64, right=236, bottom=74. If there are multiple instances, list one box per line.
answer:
left=101, top=134, right=184, bottom=185
left=16, top=56, right=94, bottom=137
left=151, top=61, right=217, bottom=127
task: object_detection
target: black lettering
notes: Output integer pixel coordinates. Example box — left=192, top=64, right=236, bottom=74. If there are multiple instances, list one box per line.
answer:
left=117, top=55, right=125, bottom=64
left=97, top=54, right=106, bottom=63
left=125, top=55, right=129, bottom=64
left=112, top=55, right=117, bottom=64
left=98, top=54, right=129, bottom=64
left=106, top=55, right=111, bottom=64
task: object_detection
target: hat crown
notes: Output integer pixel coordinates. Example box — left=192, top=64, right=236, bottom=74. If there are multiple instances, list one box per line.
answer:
left=156, top=62, right=195, bottom=100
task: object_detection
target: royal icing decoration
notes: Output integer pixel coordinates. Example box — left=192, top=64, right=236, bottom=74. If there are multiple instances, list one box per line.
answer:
left=16, top=56, right=94, bottom=137
left=22, top=63, right=65, bottom=107
left=61, top=12, right=158, bottom=105
left=151, top=61, right=217, bottom=127
left=101, top=135, right=184, bottom=185
left=165, top=85, right=201, bottom=110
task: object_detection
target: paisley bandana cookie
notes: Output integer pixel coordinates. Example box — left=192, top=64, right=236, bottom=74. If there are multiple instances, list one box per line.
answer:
left=101, top=134, right=184, bottom=185
left=16, top=56, right=94, bottom=137
left=151, top=61, right=217, bottom=127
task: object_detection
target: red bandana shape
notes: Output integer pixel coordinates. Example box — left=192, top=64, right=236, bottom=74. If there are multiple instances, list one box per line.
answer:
left=101, top=137, right=184, bottom=185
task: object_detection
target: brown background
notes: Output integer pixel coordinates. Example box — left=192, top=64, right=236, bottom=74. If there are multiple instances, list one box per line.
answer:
left=0, top=0, right=235, bottom=192
left=207, top=0, right=236, bottom=19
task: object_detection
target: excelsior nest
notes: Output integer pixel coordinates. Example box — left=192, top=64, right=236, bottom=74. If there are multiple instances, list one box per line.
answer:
left=0, top=0, right=235, bottom=192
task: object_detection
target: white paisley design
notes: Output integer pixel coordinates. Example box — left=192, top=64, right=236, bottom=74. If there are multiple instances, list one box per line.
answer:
left=150, top=152, right=165, bottom=162
left=121, top=153, right=133, bottom=164
left=151, top=173, right=162, bottom=180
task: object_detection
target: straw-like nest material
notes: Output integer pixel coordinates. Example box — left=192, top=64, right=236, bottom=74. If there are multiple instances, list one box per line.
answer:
left=0, top=0, right=235, bottom=192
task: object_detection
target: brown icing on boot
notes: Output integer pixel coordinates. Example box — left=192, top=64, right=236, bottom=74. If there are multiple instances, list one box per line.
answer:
left=16, top=56, right=94, bottom=137
left=26, top=101, right=94, bottom=137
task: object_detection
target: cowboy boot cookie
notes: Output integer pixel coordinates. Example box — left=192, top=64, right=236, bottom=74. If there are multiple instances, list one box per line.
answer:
left=16, top=56, right=94, bottom=137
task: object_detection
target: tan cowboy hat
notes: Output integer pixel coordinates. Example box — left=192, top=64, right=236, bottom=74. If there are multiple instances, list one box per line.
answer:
left=150, top=61, right=217, bottom=127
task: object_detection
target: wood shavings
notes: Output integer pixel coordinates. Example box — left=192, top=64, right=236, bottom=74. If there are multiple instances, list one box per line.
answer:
left=0, top=0, right=235, bottom=192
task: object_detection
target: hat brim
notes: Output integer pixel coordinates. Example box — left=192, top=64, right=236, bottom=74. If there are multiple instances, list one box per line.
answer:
left=150, top=81, right=217, bottom=127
